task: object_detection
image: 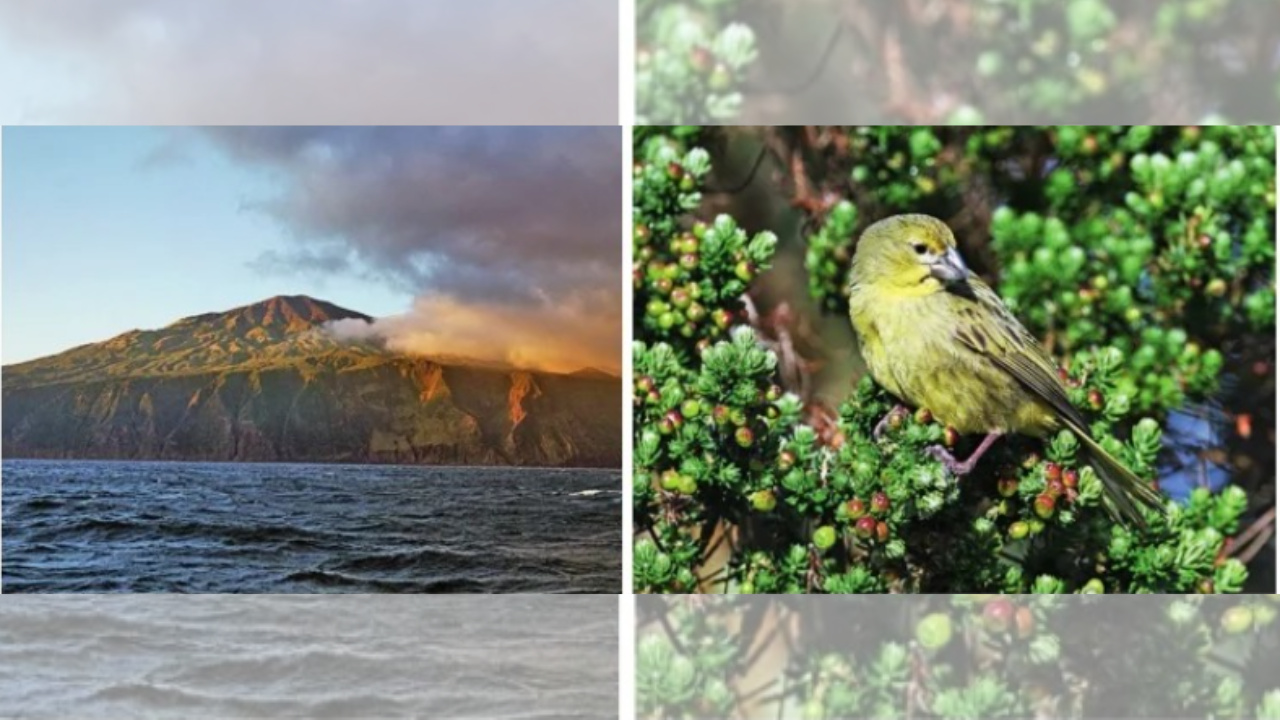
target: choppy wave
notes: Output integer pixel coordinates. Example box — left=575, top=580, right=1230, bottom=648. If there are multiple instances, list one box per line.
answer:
left=2, top=460, right=621, bottom=593
left=0, top=595, right=618, bottom=717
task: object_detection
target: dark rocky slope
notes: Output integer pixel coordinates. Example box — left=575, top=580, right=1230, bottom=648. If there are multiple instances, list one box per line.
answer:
left=2, top=296, right=621, bottom=467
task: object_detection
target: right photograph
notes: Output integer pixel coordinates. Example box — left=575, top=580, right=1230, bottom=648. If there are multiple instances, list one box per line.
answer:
left=632, top=125, right=1276, bottom=594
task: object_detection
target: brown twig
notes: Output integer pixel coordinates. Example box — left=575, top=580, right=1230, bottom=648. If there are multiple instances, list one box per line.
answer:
left=1228, top=506, right=1276, bottom=565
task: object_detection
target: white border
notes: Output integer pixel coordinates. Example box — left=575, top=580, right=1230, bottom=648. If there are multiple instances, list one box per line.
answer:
left=619, top=124, right=636, bottom=719
left=0, top=126, right=5, bottom=592
left=618, top=0, right=635, bottom=123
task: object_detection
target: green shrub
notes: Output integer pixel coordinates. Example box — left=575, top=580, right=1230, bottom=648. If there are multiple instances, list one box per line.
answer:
left=636, top=0, right=758, bottom=123
left=632, top=127, right=1273, bottom=594
left=638, top=595, right=1280, bottom=718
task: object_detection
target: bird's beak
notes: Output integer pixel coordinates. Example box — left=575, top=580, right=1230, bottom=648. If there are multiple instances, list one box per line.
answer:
left=930, top=247, right=970, bottom=285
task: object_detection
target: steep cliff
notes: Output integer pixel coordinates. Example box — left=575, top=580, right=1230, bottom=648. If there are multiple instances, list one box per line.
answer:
left=2, top=296, right=621, bottom=467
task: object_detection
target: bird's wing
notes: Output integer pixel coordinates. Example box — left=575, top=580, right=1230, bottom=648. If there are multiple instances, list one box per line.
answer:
left=947, top=278, right=1092, bottom=434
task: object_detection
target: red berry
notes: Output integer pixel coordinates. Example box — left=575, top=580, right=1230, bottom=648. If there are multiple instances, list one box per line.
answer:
left=914, top=408, right=933, bottom=425
left=712, top=309, right=734, bottom=329
left=1088, top=389, right=1104, bottom=410
left=664, top=410, right=684, bottom=430
left=943, top=426, right=960, bottom=448
left=1015, top=606, right=1036, bottom=639
left=871, top=492, right=890, bottom=515
left=712, top=405, right=731, bottom=425
left=1063, top=468, right=1079, bottom=489
left=689, top=46, right=714, bottom=72
left=734, top=260, right=756, bottom=283
left=1034, top=493, right=1057, bottom=519
left=778, top=450, right=797, bottom=471
left=855, top=516, right=877, bottom=539
left=1044, top=462, right=1062, bottom=483
left=846, top=498, right=867, bottom=519
left=875, top=521, right=890, bottom=543
left=982, top=599, right=1015, bottom=633
left=1056, top=367, right=1069, bottom=382
left=1045, top=477, right=1065, bottom=497
left=734, top=427, right=754, bottom=448
left=997, top=477, right=1019, bottom=497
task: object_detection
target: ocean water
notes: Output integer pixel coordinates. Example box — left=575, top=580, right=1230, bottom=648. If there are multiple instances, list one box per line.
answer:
left=1, top=460, right=620, bottom=593
left=0, top=595, right=618, bottom=718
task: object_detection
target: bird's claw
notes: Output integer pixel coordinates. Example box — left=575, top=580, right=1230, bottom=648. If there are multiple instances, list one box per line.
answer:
left=925, top=445, right=976, bottom=478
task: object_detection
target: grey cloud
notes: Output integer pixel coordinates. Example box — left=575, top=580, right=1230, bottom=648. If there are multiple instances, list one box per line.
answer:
left=204, top=126, right=622, bottom=371
left=203, top=126, right=621, bottom=310
left=0, top=0, right=617, bottom=124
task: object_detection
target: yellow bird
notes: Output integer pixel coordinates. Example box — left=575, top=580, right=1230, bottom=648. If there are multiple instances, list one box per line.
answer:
left=847, top=214, right=1165, bottom=527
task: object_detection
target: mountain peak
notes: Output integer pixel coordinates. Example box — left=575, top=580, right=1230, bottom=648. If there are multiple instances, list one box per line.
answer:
left=4, top=295, right=382, bottom=388
left=569, top=367, right=620, bottom=380
left=175, top=295, right=372, bottom=331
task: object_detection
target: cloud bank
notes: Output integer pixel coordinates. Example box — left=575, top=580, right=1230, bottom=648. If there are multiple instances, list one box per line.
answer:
left=0, top=0, right=617, bottom=124
left=196, top=126, right=622, bottom=375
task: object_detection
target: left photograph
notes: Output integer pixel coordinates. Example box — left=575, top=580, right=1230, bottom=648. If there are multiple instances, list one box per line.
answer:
left=1, top=126, right=623, bottom=593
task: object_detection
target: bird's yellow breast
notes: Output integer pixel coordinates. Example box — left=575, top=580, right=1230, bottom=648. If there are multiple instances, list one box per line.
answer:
left=849, top=286, right=1058, bottom=437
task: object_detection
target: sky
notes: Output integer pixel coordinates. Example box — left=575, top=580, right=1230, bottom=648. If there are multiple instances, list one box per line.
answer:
left=1, top=127, right=623, bottom=374
left=0, top=0, right=617, bottom=124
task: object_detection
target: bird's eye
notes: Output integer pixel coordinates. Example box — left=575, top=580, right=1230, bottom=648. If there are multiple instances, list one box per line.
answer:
left=912, top=243, right=929, bottom=255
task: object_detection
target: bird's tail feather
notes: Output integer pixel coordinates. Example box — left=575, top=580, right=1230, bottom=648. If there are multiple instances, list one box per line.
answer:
left=1071, top=427, right=1166, bottom=529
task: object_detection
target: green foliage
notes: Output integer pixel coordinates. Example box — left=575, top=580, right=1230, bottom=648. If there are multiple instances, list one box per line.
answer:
left=637, top=1, right=1278, bottom=124
left=636, top=0, right=758, bottom=123
left=634, top=132, right=778, bottom=359
left=637, top=595, right=1280, bottom=719
left=633, top=127, right=1265, bottom=594
left=961, top=0, right=1265, bottom=121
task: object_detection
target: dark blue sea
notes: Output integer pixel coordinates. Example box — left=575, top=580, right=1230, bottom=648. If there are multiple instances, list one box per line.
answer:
left=1, top=460, right=620, bottom=593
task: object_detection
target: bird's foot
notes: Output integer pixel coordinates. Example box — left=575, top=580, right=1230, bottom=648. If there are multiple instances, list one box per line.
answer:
left=925, top=445, right=979, bottom=477
left=925, top=431, right=1005, bottom=479
left=873, top=405, right=910, bottom=440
